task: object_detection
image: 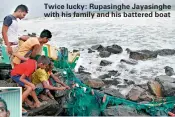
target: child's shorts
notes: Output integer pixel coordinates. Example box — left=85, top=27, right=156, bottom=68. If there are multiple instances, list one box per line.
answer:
left=11, top=75, right=30, bottom=87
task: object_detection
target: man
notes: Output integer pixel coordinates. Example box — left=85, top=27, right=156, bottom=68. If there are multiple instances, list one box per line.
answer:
left=2, top=4, right=28, bottom=54
left=0, top=98, right=10, bottom=117
left=13, top=29, right=52, bottom=66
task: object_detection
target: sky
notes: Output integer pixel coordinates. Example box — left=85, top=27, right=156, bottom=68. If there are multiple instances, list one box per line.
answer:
left=0, top=0, right=174, bottom=20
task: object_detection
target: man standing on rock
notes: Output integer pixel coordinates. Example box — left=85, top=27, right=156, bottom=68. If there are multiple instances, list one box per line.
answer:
left=1, top=4, right=28, bottom=67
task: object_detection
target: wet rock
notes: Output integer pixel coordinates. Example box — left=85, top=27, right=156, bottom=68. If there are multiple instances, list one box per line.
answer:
left=91, top=45, right=105, bottom=52
left=98, top=74, right=111, bottom=79
left=155, top=75, right=175, bottom=96
left=77, top=66, right=91, bottom=75
left=96, top=67, right=102, bottom=72
left=102, top=79, right=121, bottom=86
left=0, top=70, right=11, bottom=80
left=84, top=79, right=105, bottom=89
left=155, top=75, right=175, bottom=83
left=103, top=105, right=147, bottom=116
left=154, top=49, right=175, bottom=56
left=75, top=73, right=92, bottom=84
left=106, top=44, right=123, bottom=54
left=147, top=81, right=162, bottom=97
left=126, top=48, right=132, bottom=54
left=28, top=33, right=36, bottom=37
left=99, top=51, right=111, bottom=58
left=98, top=71, right=120, bottom=79
left=73, top=49, right=79, bottom=53
left=139, top=92, right=154, bottom=102
left=100, top=60, right=112, bottom=66
left=117, top=84, right=128, bottom=88
left=126, top=48, right=152, bottom=54
left=164, top=66, right=174, bottom=76
left=120, top=59, right=138, bottom=65
left=108, top=70, right=120, bottom=77
left=27, top=100, right=62, bottom=116
left=129, top=51, right=157, bottom=60
left=88, top=48, right=95, bottom=53
left=137, top=84, right=149, bottom=90
left=0, top=80, right=17, bottom=87
left=78, top=65, right=85, bottom=73
left=126, top=86, right=145, bottom=101
left=103, top=88, right=125, bottom=98
left=124, top=79, right=135, bottom=85
left=129, top=69, right=137, bottom=74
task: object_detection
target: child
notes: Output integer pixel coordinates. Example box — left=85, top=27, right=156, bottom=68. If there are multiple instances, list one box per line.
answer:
left=44, top=61, right=70, bottom=99
left=11, top=55, right=50, bottom=113
left=31, top=61, right=68, bottom=100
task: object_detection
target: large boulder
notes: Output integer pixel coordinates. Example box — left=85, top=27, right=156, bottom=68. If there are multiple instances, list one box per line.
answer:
left=84, top=79, right=105, bottom=89
left=120, top=59, right=138, bottom=65
left=124, top=79, right=135, bottom=85
left=27, top=100, right=62, bottom=116
left=88, top=48, right=95, bottom=53
left=147, top=81, right=162, bottom=97
left=91, top=45, right=105, bottom=52
left=98, top=74, right=111, bottom=79
left=77, top=66, right=91, bottom=75
left=75, top=73, right=92, bottom=83
left=0, top=70, right=11, bottom=80
left=100, top=60, right=112, bottom=66
left=103, top=105, right=147, bottom=116
left=102, top=79, right=121, bottom=86
left=126, top=86, right=145, bottom=101
left=129, top=51, right=157, bottom=60
left=154, top=49, right=175, bottom=56
left=108, top=70, right=120, bottom=77
left=106, top=44, right=123, bottom=54
left=98, top=71, right=120, bottom=79
left=155, top=75, right=175, bottom=96
left=164, top=66, right=174, bottom=76
left=99, top=51, right=111, bottom=58
left=102, top=88, right=125, bottom=98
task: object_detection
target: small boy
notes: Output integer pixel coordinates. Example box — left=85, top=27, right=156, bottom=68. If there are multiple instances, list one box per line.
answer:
left=45, top=61, right=70, bottom=99
left=11, top=55, right=50, bottom=113
left=31, top=61, right=68, bottom=100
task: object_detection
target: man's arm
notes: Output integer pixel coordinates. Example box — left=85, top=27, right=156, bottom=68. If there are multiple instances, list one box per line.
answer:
left=31, top=44, right=40, bottom=58
left=42, top=80, right=66, bottom=91
left=2, top=25, right=9, bottom=46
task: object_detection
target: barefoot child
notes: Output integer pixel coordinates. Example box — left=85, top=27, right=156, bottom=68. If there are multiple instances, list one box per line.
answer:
left=31, top=61, right=68, bottom=100
left=45, top=61, right=70, bottom=99
left=11, top=55, right=50, bottom=113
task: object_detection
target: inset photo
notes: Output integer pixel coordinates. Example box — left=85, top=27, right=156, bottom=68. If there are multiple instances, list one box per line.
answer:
left=0, top=87, right=21, bottom=117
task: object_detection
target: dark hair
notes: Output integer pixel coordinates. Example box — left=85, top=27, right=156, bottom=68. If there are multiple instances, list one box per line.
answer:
left=0, top=97, right=8, bottom=111
left=40, top=29, right=52, bottom=39
left=14, top=4, right=28, bottom=13
left=37, top=55, right=50, bottom=65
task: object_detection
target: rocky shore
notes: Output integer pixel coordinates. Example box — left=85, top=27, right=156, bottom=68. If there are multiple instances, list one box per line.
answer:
left=0, top=44, right=175, bottom=116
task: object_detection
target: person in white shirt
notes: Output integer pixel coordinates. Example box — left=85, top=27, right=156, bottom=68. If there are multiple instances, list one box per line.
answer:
left=2, top=4, right=28, bottom=55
